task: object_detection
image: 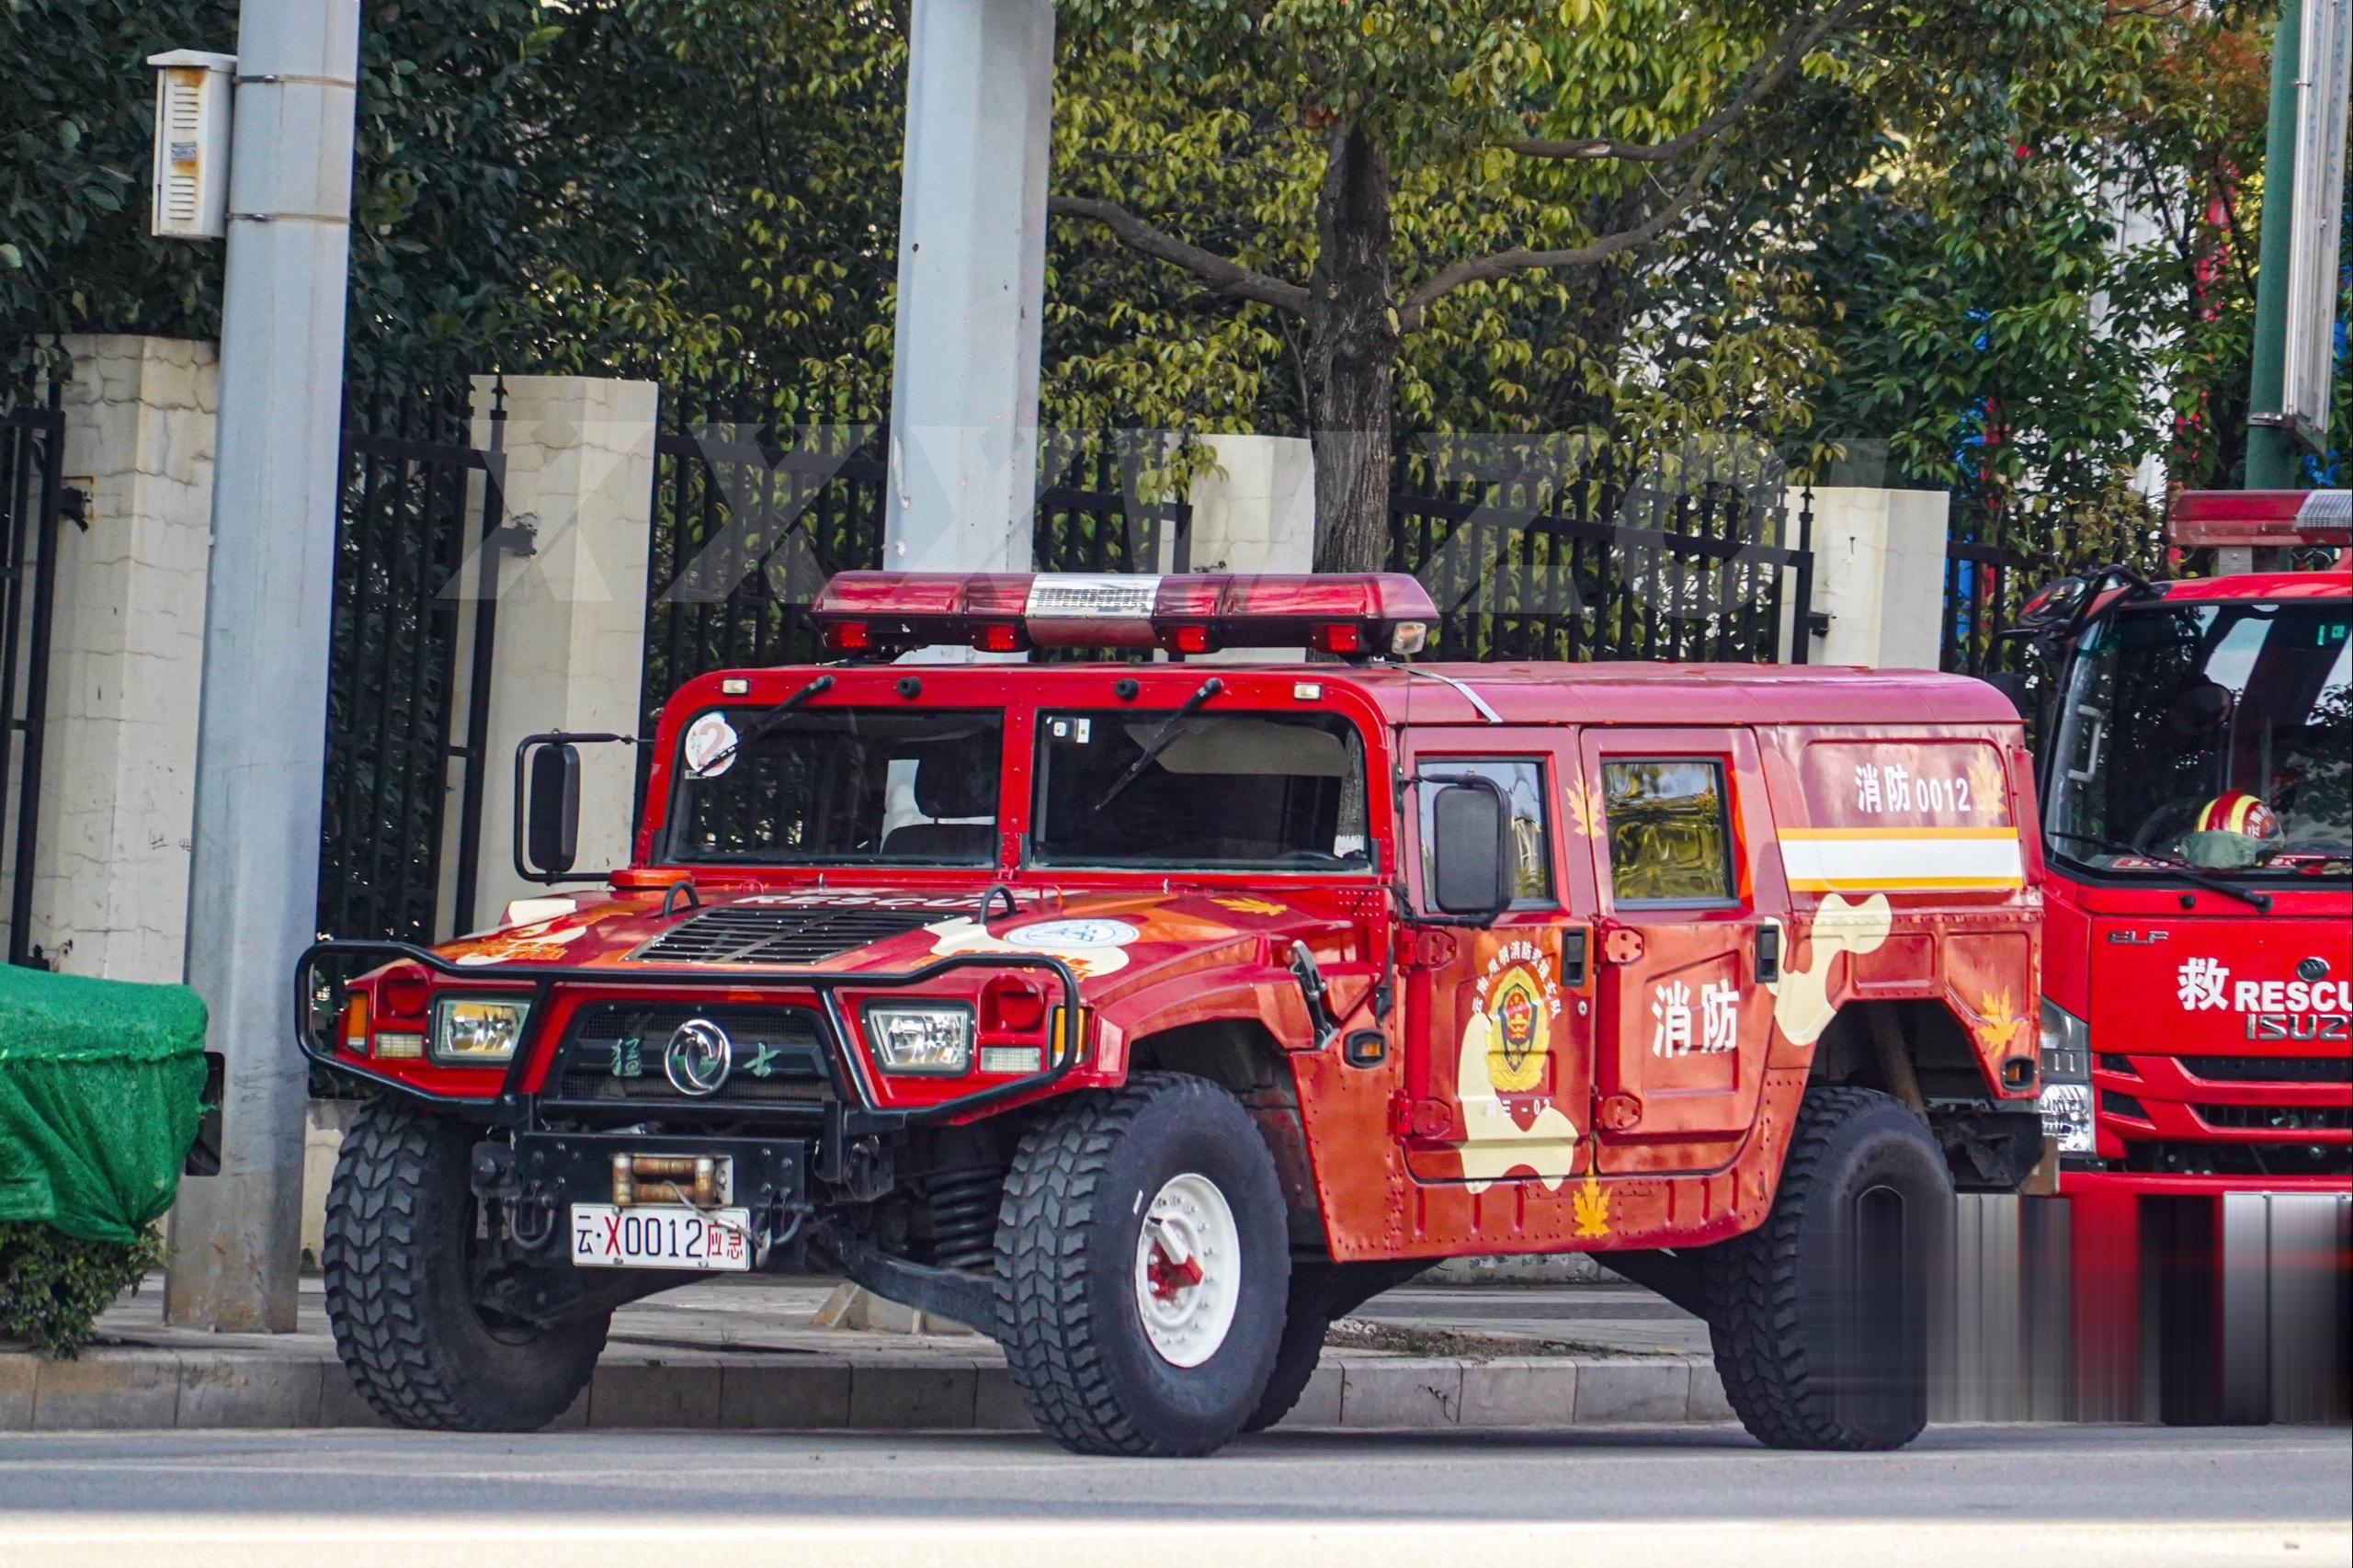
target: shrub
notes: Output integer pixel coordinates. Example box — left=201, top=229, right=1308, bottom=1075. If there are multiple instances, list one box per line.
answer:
left=0, top=1221, right=165, bottom=1357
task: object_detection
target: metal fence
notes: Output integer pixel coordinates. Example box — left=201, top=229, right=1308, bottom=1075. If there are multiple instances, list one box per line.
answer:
left=0, top=380, right=69, bottom=967
left=319, top=378, right=510, bottom=945
left=1387, top=443, right=1814, bottom=665
left=1940, top=494, right=2168, bottom=678
left=641, top=392, right=1193, bottom=727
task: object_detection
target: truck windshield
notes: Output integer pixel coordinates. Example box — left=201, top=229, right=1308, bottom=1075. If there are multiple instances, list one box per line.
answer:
left=668, top=708, right=1003, bottom=866
left=1031, top=710, right=1372, bottom=872
left=2047, top=601, right=2350, bottom=877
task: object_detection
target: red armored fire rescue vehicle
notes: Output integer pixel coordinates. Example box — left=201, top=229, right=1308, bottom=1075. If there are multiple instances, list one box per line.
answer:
left=1999, top=490, right=2351, bottom=1415
left=302, top=572, right=2045, bottom=1456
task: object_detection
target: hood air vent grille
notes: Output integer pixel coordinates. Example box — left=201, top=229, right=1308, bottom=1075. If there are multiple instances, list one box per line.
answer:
left=634, top=905, right=942, bottom=966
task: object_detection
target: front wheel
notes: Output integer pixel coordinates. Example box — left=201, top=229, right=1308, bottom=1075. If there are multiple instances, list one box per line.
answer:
left=1704, top=1085, right=1950, bottom=1450
left=323, top=1097, right=608, bottom=1431
left=995, top=1073, right=1290, bottom=1456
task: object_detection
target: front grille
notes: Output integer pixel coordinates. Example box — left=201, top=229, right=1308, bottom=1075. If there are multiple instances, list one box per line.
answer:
left=2194, top=1104, right=2352, bottom=1133
left=552, top=1003, right=833, bottom=1106
left=2123, top=1141, right=2352, bottom=1179
left=635, top=905, right=942, bottom=966
left=2177, top=1055, right=2353, bottom=1085
left=2101, top=1091, right=2150, bottom=1120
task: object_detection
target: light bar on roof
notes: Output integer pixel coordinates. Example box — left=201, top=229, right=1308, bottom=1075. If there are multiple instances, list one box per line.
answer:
left=809, top=571, right=1438, bottom=661
left=2168, top=490, right=2351, bottom=549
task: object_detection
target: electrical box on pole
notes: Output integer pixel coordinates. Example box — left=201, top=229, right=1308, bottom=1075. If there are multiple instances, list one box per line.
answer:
left=145, top=50, right=236, bottom=241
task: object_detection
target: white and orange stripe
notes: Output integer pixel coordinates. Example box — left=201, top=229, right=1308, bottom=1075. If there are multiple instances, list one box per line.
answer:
left=1778, top=826, right=2025, bottom=894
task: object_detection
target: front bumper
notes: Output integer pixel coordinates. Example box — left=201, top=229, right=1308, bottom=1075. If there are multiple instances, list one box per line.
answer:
left=293, top=938, right=1086, bottom=1141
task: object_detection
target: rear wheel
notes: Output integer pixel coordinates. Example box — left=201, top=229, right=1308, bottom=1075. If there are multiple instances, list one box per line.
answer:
left=323, top=1096, right=608, bottom=1431
left=1704, top=1085, right=1949, bottom=1450
left=995, top=1073, right=1290, bottom=1456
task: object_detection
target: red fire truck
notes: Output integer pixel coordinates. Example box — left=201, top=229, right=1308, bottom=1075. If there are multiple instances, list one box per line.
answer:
left=2002, top=489, right=2351, bottom=1416
left=301, top=572, right=2046, bottom=1455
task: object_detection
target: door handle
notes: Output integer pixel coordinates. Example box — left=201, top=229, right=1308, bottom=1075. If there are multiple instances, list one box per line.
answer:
left=1755, top=925, right=1782, bottom=984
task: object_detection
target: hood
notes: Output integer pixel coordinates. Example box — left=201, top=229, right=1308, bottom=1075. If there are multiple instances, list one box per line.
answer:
left=436, top=883, right=1359, bottom=1004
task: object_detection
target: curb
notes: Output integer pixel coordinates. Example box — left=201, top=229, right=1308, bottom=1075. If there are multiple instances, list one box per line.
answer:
left=0, top=1348, right=1729, bottom=1434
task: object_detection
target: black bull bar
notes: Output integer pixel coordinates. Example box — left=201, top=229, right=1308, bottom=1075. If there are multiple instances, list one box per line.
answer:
left=293, top=939, right=1088, bottom=1131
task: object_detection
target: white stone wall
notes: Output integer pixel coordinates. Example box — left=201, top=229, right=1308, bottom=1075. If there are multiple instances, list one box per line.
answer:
left=1184, top=434, right=1315, bottom=575
left=6, top=336, right=217, bottom=981
left=449, top=375, right=659, bottom=933
left=1800, top=486, right=1951, bottom=670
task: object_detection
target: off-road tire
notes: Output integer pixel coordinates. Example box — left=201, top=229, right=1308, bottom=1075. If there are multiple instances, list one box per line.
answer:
left=1242, top=1299, right=1330, bottom=1433
left=1704, top=1085, right=1950, bottom=1451
left=995, top=1073, right=1290, bottom=1456
left=323, top=1096, right=608, bottom=1432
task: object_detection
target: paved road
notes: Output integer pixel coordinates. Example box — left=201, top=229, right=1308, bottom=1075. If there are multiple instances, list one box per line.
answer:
left=0, top=1425, right=2341, bottom=1567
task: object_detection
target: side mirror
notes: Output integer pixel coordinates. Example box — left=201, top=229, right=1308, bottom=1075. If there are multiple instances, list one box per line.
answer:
left=521, top=741, right=581, bottom=879
left=1980, top=669, right=2034, bottom=722
left=1428, top=778, right=1514, bottom=922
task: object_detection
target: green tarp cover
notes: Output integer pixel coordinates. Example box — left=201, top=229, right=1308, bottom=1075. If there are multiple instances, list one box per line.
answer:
left=0, top=964, right=208, bottom=1244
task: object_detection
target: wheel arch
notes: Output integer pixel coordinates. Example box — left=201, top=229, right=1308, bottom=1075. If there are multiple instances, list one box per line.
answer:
left=1127, top=1017, right=1326, bottom=1250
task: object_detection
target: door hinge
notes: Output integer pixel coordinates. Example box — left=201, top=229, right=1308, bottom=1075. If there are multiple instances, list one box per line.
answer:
left=1396, top=928, right=1457, bottom=971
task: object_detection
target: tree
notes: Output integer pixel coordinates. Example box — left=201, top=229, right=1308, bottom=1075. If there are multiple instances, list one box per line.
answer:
left=1047, top=0, right=2098, bottom=568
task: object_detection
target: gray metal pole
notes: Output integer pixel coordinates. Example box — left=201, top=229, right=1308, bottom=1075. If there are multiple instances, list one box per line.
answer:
left=165, top=0, right=360, bottom=1332
left=883, top=0, right=1055, bottom=574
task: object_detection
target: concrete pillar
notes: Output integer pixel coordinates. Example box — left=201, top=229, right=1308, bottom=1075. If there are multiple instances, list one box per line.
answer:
left=1183, top=434, right=1316, bottom=575
left=16, top=336, right=216, bottom=983
left=883, top=0, right=1055, bottom=574
left=452, top=374, right=658, bottom=934
left=1795, top=486, right=1950, bottom=669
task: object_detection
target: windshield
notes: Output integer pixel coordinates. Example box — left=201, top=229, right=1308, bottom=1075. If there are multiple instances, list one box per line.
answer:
left=668, top=708, right=1003, bottom=866
left=1032, top=710, right=1372, bottom=872
left=2047, top=601, right=2350, bottom=876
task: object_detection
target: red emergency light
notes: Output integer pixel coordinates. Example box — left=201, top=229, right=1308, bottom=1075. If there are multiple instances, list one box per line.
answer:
left=2167, top=489, right=2350, bottom=549
left=808, top=572, right=1438, bottom=662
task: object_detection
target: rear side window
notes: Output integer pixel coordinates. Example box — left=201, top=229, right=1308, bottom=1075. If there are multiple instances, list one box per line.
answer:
left=1601, top=759, right=1734, bottom=904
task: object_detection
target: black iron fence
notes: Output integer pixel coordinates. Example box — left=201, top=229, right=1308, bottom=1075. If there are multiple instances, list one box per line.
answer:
left=641, top=392, right=1193, bottom=728
left=0, top=380, right=69, bottom=967
left=319, top=378, right=509, bottom=946
left=1387, top=443, right=1814, bottom=665
left=1940, top=493, right=2167, bottom=679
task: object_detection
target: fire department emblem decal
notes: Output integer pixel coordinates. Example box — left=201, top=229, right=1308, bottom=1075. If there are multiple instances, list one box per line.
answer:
left=1485, top=965, right=1549, bottom=1096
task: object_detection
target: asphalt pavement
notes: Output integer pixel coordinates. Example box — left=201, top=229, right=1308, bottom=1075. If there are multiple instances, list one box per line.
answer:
left=0, top=1425, right=2342, bottom=1567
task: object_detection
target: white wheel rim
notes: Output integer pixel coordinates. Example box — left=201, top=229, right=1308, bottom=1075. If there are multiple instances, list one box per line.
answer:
left=1132, top=1172, right=1242, bottom=1369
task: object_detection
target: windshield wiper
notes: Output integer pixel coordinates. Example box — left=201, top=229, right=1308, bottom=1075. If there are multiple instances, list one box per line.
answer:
left=1092, top=677, right=1222, bottom=813
left=2047, top=829, right=2273, bottom=912
left=691, top=674, right=835, bottom=778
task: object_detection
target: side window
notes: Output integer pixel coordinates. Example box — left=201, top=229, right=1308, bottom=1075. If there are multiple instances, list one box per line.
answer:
left=1421, top=758, right=1552, bottom=906
left=1600, top=759, right=1735, bottom=904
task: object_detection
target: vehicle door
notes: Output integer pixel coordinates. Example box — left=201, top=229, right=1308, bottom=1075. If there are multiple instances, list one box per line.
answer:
left=1398, top=731, right=1594, bottom=1189
left=1576, top=728, right=1787, bottom=1173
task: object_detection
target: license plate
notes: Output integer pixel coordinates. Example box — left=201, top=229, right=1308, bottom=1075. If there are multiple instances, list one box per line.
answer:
left=570, top=1204, right=753, bottom=1272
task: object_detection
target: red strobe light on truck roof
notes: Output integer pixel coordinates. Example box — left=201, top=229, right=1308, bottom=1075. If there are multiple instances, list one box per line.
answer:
left=809, top=572, right=1438, bottom=661
left=2167, top=489, right=2351, bottom=549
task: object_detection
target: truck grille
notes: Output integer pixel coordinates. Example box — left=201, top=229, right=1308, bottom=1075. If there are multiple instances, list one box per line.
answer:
left=2123, top=1142, right=2351, bottom=1179
left=634, top=905, right=942, bottom=966
left=2193, top=1104, right=2351, bottom=1133
left=2177, top=1055, right=2353, bottom=1085
left=552, top=1003, right=833, bottom=1106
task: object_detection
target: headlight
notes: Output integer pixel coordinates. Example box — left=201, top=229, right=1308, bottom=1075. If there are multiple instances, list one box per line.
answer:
left=432, top=996, right=531, bottom=1065
left=864, top=1003, right=973, bottom=1075
left=2038, top=999, right=2094, bottom=1155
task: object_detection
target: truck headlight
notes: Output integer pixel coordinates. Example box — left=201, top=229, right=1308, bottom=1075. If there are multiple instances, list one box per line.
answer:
left=2038, top=999, right=2094, bottom=1154
left=864, top=1003, right=973, bottom=1075
left=432, top=996, right=531, bottom=1065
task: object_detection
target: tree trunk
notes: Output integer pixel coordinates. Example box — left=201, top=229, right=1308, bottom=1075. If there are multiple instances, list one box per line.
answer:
left=1305, top=125, right=1398, bottom=574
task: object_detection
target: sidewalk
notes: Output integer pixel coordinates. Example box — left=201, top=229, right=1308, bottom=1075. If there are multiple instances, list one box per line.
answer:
left=2, top=1277, right=1725, bottom=1434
